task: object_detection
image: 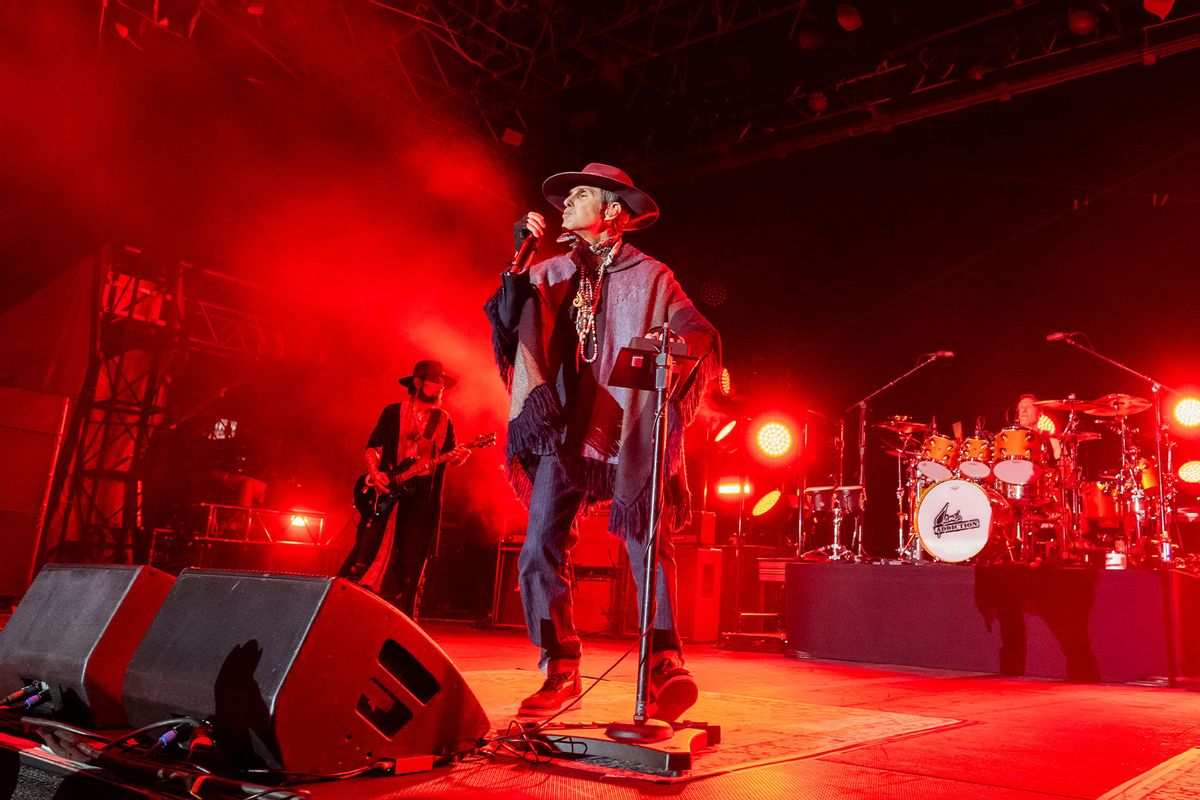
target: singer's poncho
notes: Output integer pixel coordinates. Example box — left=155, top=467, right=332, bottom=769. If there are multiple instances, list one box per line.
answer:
left=485, top=242, right=720, bottom=539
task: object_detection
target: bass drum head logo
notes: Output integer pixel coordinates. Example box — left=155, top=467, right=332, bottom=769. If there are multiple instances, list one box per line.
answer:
left=932, top=502, right=981, bottom=538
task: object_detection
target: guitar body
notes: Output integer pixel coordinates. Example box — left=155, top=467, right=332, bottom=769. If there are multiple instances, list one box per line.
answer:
left=350, top=433, right=496, bottom=517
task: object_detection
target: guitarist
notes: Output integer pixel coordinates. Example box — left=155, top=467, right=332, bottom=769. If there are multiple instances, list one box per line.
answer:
left=339, top=360, right=470, bottom=617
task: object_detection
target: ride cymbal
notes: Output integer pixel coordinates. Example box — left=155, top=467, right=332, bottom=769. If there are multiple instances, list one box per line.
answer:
left=1085, top=393, right=1152, bottom=417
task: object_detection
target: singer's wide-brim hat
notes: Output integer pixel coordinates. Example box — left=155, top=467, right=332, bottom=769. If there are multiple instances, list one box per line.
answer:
left=399, top=360, right=457, bottom=390
left=542, top=163, right=660, bottom=231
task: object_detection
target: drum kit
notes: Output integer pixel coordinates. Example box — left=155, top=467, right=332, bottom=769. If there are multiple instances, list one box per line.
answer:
left=875, top=392, right=1176, bottom=565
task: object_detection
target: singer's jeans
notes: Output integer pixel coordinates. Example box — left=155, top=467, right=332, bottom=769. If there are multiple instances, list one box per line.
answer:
left=519, top=455, right=682, bottom=670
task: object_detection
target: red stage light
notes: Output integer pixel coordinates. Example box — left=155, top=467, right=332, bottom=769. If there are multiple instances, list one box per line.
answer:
left=289, top=514, right=308, bottom=527
left=1175, top=398, right=1200, bottom=428
left=719, top=367, right=733, bottom=396
left=752, top=490, right=782, bottom=517
left=714, top=419, right=738, bottom=443
left=755, top=422, right=794, bottom=459
left=716, top=477, right=752, bottom=498
left=1037, top=415, right=1056, bottom=435
left=1180, top=461, right=1200, bottom=484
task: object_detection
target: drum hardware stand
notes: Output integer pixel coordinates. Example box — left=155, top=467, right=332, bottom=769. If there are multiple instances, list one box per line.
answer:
left=1053, top=334, right=1176, bottom=563
left=848, top=353, right=951, bottom=557
left=1057, top=405, right=1086, bottom=560
left=895, top=440, right=926, bottom=562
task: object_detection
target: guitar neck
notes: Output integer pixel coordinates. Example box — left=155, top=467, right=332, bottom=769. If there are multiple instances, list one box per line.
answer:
left=391, top=441, right=484, bottom=479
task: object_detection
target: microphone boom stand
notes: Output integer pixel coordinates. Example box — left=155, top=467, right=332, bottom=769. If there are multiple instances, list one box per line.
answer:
left=1054, top=336, right=1176, bottom=562
left=847, top=354, right=948, bottom=558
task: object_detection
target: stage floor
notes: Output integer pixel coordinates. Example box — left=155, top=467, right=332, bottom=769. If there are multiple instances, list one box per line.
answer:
left=295, top=623, right=1200, bottom=800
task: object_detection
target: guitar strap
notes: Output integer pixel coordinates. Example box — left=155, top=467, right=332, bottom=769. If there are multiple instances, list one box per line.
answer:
left=423, top=408, right=449, bottom=449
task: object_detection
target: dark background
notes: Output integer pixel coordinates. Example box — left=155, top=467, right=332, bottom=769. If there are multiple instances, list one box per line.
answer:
left=2, top=2, right=1199, bottom=612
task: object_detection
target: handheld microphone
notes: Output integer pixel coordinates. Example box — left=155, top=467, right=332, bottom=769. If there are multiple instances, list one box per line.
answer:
left=1045, top=331, right=1081, bottom=341
left=508, top=228, right=539, bottom=274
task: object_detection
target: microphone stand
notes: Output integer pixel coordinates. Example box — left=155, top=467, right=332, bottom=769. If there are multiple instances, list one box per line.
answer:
left=1053, top=335, right=1177, bottom=562
left=846, top=354, right=947, bottom=488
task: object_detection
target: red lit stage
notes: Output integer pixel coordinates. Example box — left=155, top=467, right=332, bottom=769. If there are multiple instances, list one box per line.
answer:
left=5, top=619, right=1200, bottom=799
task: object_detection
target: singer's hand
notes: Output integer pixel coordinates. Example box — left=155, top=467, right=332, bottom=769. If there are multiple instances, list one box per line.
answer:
left=644, top=329, right=685, bottom=345
left=515, top=212, right=547, bottom=247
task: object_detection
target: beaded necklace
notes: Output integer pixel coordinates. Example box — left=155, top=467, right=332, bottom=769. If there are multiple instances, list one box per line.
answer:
left=571, top=237, right=620, bottom=365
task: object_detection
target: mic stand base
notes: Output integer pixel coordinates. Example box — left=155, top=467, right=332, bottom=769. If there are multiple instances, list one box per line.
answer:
left=526, top=721, right=718, bottom=777
left=605, top=719, right=674, bottom=742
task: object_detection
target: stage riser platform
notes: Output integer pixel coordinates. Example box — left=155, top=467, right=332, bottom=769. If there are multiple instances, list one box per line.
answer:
left=784, top=563, right=1200, bottom=684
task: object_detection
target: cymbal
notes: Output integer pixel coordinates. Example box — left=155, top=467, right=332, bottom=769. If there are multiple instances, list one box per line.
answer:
left=1034, top=397, right=1104, bottom=412
left=1059, top=431, right=1102, bottom=443
left=1085, top=393, right=1152, bottom=417
left=874, top=416, right=928, bottom=435
left=880, top=446, right=921, bottom=459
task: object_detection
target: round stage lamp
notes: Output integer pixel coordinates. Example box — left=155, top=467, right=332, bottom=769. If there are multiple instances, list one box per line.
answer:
left=1037, top=414, right=1056, bottom=435
left=752, top=490, right=782, bottom=517
left=719, top=367, right=733, bottom=396
left=755, top=421, right=794, bottom=459
left=1179, top=460, right=1200, bottom=484
left=1175, top=398, right=1200, bottom=428
left=289, top=514, right=308, bottom=527
left=714, top=419, right=738, bottom=443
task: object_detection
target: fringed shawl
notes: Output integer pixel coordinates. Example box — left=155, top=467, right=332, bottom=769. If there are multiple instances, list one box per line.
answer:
left=485, top=242, right=720, bottom=539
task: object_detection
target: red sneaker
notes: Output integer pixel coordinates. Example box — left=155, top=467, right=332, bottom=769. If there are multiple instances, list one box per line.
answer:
left=518, top=670, right=582, bottom=718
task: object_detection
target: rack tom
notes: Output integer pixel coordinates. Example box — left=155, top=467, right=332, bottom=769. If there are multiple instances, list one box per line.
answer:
left=992, top=426, right=1042, bottom=485
left=917, top=433, right=958, bottom=481
left=957, top=436, right=993, bottom=479
left=1135, top=457, right=1159, bottom=492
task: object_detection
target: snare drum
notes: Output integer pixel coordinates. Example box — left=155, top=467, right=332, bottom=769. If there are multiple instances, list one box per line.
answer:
left=918, top=433, right=958, bottom=481
left=957, top=436, right=993, bottom=479
left=992, top=426, right=1043, bottom=485
left=915, top=479, right=1013, bottom=562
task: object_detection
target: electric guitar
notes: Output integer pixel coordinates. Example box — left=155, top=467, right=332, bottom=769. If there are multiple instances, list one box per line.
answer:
left=352, top=433, right=496, bottom=516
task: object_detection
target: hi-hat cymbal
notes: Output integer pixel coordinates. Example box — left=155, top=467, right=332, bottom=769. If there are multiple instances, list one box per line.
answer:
left=1059, top=431, right=1102, bottom=443
left=880, top=446, right=921, bottom=459
left=874, top=416, right=928, bottom=435
left=1034, top=397, right=1104, bottom=412
left=1085, top=393, right=1152, bottom=417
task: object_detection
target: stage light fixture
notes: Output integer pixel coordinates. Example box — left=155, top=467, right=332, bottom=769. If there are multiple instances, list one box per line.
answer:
left=1175, top=398, right=1200, bottom=428
left=716, top=477, right=753, bottom=498
left=719, top=367, right=733, bottom=396
left=1037, top=415, right=1056, bottom=435
left=1067, top=8, right=1099, bottom=35
left=289, top=514, right=308, bottom=527
left=1180, top=461, right=1200, bottom=484
left=836, top=3, right=863, bottom=31
left=755, top=421, right=794, bottom=459
left=1144, top=0, right=1175, bottom=21
left=714, top=419, right=738, bottom=443
left=752, top=490, right=782, bottom=517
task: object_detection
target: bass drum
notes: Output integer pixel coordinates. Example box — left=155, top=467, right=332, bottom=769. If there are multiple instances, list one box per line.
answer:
left=915, top=479, right=1013, bottom=563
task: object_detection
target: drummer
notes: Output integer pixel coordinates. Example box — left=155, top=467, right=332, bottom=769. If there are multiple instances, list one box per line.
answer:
left=1015, top=394, right=1061, bottom=461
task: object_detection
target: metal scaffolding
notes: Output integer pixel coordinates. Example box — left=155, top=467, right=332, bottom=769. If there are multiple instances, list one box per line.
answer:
left=44, top=245, right=274, bottom=565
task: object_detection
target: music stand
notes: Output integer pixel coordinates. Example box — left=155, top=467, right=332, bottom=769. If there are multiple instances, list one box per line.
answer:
left=528, top=325, right=717, bottom=773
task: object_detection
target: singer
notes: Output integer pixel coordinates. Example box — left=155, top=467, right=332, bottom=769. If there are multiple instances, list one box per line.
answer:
left=484, top=163, right=721, bottom=718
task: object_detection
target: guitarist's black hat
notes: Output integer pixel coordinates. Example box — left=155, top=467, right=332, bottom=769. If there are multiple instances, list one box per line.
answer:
left=399, top=360, right=458, bottom=390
